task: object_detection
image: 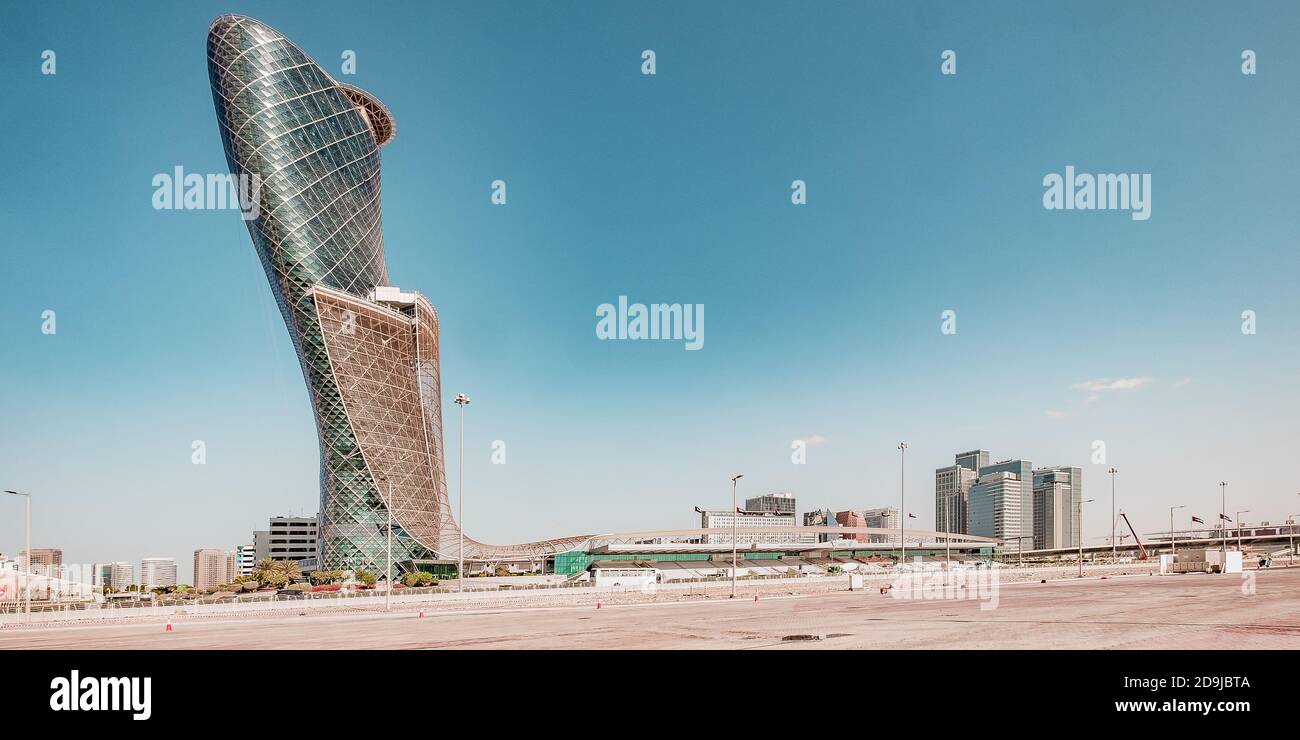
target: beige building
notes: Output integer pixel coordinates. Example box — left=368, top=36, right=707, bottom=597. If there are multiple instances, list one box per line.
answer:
left=18, top=548, right=62, bottom=575
left=193, top=549, right=239, bottom=591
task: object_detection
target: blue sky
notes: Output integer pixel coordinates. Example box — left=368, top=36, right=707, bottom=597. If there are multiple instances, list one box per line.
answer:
left=3, top=1, right=1299, bottom=582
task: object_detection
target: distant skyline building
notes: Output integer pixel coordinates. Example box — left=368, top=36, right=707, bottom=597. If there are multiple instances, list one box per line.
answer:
left=109, top=561, right=133, bottom=592
left=935, top=463, right=978, bottom=534
left=836, top=508, right=897, bottom=543
left=1033, top=465, right=1083, bottom=549
left=1033, top=471, right=1072, bottom=550
left=193, top=549, right=239, bottom=591
left=18, top=548, right=62, bottom=576
left=970, top=472, right=1023, bottom=543
left=207, top=15, right=588, bottom=575
left=236, top=544, right=256, bottom=576
left=835, top=510, right=867, bottom=531
left=699, top=509, right=798, bottom=545
left=980, top=458, right=1034, bottom=545
left=745, top=492, right=796, bottom=515
left=862, top=506, right=899, bottom=531
left=140, top=558, right=177, bottom=589
left=92, top=563, right=112, bottom=589
left=955, top=450, right=990, bottom=472
left=802, top=509, right=838, bottom=542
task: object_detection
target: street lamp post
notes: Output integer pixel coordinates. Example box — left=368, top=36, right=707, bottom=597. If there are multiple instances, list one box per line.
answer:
left=730, top=474, right=743, bottom=599
left=3, top=490, right=31, bottom=621
left=1078, top=498, right=1095, bottom=578
left=1289, top=513, right=1299, bottom=564
left=1108, top=468, right=1118, bottom=563
left=898, top=442, right=908, bottom=565
left=1236, top=510, right=1250, bottom=551
left=454, top=393, right=470, bottom=593
left=945, top=491, right=951, bottom=570
left=1219, top=481, right=1227, bottom=556
left=1169, top=505, right=1185, bottom=556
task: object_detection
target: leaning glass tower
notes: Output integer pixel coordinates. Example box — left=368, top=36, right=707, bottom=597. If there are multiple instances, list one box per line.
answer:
left=207, top=15, right=587, bottom=575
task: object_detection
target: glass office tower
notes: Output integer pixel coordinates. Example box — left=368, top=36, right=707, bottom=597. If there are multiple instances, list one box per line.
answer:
left=207, top=15, right=587, bottom=573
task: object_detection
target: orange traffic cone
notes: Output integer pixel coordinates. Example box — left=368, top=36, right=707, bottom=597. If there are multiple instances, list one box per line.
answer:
left=165, top=620, right=173, bottom=633
left=753, top=594, right=759, bottom=602
left=596, top=601, right=602, bottom=609
left=418, top=609, right=425, bottom=619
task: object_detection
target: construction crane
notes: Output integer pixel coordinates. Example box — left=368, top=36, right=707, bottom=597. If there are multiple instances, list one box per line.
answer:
left=1119, top=512, right=1147, bottom=560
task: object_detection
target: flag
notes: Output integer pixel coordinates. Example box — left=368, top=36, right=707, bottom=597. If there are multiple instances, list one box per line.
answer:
left=1191, top=515, right=1204, bottom=524
left=1220, top=513, right=1232, bottom=522
left=736, top=507, right=744, bottom=514
left=907, top=513, right=917, bottom=519
left=693, top=506, right=703, bottom=514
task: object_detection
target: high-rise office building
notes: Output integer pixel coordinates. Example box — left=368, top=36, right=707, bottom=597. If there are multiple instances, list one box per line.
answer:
left=1033, top=471, right=1073, bottom=549
left=140, top=558, right=177, bottom=589
left=935, top=464, right=978, bottom=534
left=207, top=15, right=588, bottom=574
left=745, top=492, right=796, bottom=515
left=955, top=449, right=990, bottom=472
left=969, top=472, right=1023, bottom=542
left=1033, top=466, right=1082, bottom=548
left=980, top=458, right=1033, bottom=545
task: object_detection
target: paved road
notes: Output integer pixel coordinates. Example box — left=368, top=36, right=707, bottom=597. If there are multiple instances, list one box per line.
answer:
left=3, top=568, right=1298, bottom=649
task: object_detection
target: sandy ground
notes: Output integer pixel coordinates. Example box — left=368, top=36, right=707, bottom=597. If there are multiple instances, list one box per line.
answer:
left=2, top=565, right=1297, bottom=649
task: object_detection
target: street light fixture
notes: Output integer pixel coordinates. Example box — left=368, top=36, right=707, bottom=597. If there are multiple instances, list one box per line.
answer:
left=454, top=393, right=470, bottom=593
left=1218, top=481, right=1228, bottom=556
left=1169, top=505, right=1185, bottom=556
left=729, top=474, right=743, bottom=599
left=1288, top=513, right=1299, bottom=564
left=1078, top=498, right=1095, bottom=578
left=1013, top=535, right=1031, bottom=567
left=1107, top=468, right=1118, bottom=563
left=3, top=490, right=30, bottom=622
left=898, top=442, right=908, bottom=566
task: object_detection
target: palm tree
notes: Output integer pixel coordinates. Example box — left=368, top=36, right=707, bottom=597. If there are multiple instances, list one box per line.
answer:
left=272, top=560, right=302, bottom=584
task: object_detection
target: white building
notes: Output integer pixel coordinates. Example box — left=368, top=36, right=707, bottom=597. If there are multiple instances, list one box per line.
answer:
left=700, top=509, right=799, bottom=545
left=140, top=558, right=177, bottom=589
left=236, top=544, right=256, bottom=576
left=109, top=562, right=134, bottom=592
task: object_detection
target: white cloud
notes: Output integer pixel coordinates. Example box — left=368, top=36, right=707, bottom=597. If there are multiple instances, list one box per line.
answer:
left=800, top=434, right=828, bottom=447
left=1173, top=377, right=1192, bottom=389
left=1045, top=409, right=1068, bottom=419
left=1070, top=377, right=1154, bottom=392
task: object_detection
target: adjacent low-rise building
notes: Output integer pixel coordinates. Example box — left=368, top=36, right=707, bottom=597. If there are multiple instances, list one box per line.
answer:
left=254, top=515, right=320, bottom=567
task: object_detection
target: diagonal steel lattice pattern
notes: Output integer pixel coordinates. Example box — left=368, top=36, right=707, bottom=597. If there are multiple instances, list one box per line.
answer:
left=207, top=15, right=591, bottom=573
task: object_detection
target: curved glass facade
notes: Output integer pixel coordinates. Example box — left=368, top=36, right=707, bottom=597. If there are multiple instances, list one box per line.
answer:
left=208, top=16, right=589, bottom=574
